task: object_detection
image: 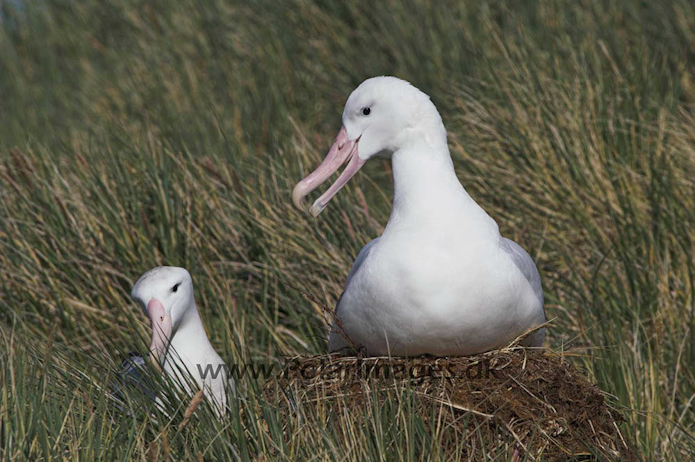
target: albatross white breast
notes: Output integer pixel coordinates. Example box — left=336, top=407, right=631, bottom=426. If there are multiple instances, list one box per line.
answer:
left=130, top=266, right=229, bottom=415
left=292, top=76, right=546, bottom=356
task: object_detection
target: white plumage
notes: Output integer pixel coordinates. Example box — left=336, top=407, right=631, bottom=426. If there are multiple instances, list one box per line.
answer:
left=130, top=266, right=229, bottom=415
left=293, top=77, right=545, bottom=356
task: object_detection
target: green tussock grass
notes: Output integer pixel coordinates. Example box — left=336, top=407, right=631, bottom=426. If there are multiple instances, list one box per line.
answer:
left=1, top=0, right=694, bottom=459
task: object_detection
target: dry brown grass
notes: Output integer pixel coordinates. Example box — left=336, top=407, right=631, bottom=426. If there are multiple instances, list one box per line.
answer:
left=270, top=349, right=638, bottom=460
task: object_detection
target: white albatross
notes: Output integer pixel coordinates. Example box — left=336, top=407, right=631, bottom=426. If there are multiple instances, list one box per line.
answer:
left=130, top=266, right=229, bottom=415
left=292, top=76, right=545, bottom=356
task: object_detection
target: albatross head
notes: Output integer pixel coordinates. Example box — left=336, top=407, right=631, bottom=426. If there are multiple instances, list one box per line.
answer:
left=292, top=76, right=445, bottom=216
left=131, top=266, right=195, bottom=362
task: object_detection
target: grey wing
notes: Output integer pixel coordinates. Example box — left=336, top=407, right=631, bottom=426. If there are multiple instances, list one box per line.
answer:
left=336, top=238, right=379, bottom=313
left=111, top=354, right=157, bottom=409
left=500, top=238, right=544, bottom=309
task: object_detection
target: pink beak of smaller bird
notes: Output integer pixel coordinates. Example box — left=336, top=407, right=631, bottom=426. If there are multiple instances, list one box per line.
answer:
left=147, top=298, right=172, bottom=364
left=292, top=125, right=366, bottom=216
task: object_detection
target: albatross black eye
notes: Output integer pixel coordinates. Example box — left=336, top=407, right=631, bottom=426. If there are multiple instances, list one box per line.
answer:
left=362, top=107, right=371, bottom=116
left=172, top=283, right=181, bottom=293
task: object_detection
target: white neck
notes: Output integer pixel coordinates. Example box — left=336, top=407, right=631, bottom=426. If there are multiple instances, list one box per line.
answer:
left=163, top=302, right=229, bottom=417
left=391, top=140, right=462, bottom=216
left=167, top=303, right=219, bottom=367
left=385, top=130, right=499, bottom=238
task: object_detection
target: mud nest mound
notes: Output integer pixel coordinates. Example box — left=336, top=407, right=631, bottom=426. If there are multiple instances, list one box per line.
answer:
left=267, top=349, right=637, bottom=461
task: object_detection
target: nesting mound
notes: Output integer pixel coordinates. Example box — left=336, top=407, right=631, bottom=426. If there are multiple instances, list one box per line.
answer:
left=268, top=349, right=637, bottom=461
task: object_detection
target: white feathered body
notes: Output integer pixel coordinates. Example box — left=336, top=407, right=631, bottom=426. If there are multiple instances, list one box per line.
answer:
left=329, top=143, right=545, bottom=356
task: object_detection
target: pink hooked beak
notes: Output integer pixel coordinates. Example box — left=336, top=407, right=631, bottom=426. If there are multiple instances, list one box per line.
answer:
left=292, top=125, right=366, bottom=216
left=147, top=298, right=172, bottom=364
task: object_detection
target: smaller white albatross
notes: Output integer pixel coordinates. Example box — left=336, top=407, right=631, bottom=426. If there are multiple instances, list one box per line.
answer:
left=129, top=266, right=229, bottom=416
left=292, top=76, right=546, bottom=356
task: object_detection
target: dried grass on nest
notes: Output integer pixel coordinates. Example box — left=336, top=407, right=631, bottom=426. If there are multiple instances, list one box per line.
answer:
left=267, top=348, right=639, bottom=461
